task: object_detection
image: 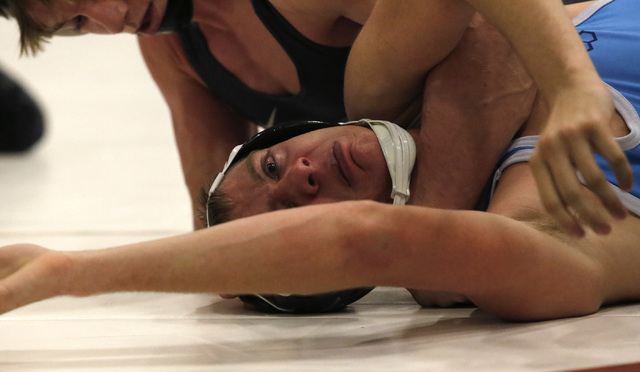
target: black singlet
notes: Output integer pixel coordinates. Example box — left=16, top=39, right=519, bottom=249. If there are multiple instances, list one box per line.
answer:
left=178, top=0, right=351, bottom=126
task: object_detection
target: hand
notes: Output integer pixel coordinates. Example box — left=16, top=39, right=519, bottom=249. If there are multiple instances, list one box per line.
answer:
left=529, top=83, right=633, bottom=237
left=0, top=244, right=74, bottom=314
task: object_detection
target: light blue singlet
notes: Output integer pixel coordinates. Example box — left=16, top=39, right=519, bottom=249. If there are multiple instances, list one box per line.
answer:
left=492, top=0, right=640, bottom=216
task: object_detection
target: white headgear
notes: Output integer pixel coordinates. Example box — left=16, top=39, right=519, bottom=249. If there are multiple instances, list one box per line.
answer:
left=352, top=119, right=417, bottom=205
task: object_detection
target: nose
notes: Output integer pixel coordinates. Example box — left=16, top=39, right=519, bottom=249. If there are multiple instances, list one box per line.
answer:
left=81, top=1, right=131, bottom=34
left=278, top=157, right=319, bottom=203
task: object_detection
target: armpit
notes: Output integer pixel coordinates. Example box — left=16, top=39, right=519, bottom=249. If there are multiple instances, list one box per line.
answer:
left=508, top=207, right=572, bottom=243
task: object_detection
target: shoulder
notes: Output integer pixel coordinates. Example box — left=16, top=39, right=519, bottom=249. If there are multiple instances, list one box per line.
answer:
left=138, top=34, right=184, bottom=65
left=137, top=34, right=201, bottom=84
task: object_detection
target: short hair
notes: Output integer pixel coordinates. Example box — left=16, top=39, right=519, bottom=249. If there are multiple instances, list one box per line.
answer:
left=197, top=187, right=235, bottom=228
left=0, top=0, right=68, bottom=56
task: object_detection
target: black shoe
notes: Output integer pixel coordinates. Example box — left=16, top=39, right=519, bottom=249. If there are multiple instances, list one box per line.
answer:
left=0, top=68, right=45, bottom=152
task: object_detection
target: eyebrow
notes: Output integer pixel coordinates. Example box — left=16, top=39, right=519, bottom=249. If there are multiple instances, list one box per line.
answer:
left=246, top=151, right=266, bottom=184
left=247, top=150, right=282, bottom=212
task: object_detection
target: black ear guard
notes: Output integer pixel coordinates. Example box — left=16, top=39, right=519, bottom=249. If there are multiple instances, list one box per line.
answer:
left=239, top=288, right=374, bottom=314
left=209, top=120, right=375, bottom=313
left=229, top=120, right=341, bottom=167
left=158, top=0, right=194, bottom=33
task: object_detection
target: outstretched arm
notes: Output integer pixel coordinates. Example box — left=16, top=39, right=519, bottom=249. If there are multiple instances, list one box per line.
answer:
left=0, top=201, right=603, bottom=320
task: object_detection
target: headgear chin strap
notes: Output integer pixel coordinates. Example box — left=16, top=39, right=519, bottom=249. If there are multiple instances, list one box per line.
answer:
left=158, top=0, right=194, bottom=33
left=206, top=119, right=416, bottom=313
left=356, top=119, right=417, bottom=205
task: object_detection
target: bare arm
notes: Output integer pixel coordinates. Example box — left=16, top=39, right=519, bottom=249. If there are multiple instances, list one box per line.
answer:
left=462, top=0, right=633, bottom=236
left=347, top=0, right=633, bottom=235
left=347, top=2, right=536, bottom=211
left=138, top=35, right=254, bottom=228
left=410, top=15, right=535, bottom=210
left=344, top=0, right=475, bottom=124
left=0, top=201, right=604, bottom=320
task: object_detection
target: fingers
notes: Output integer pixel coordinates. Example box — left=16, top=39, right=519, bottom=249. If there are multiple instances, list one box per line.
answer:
left=530, top=147, right=585, bottom=237
left=0, top=283, right=19, bottom=315
left=531, top=123, right=632, bottom=237
left=574, top=132, right=628, bottom=220
left=591, top=127, right=634, bottom=195
left=0, top=244, right=44, bottom=279
left=560, top=141, right=613, bottom=234
left=0, top=277, right=28, bottom=315
left=0, top=245, right=72, bottom=315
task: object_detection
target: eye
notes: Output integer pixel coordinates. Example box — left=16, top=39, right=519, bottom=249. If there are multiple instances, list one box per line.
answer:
left=263, top=149, right=280, bottom=179
left=71, top=15, right=88, bottom=33
left=266, top=161, right=277, bottom=175
left=74, top=15, right=88, bottom=32
left=56, top=15, right=88, bottom=36
left=54, top=15, right=89, bottom=36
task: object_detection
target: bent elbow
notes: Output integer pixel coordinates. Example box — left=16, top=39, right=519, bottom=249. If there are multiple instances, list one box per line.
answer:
left=474, top=274, right=605, bottom=322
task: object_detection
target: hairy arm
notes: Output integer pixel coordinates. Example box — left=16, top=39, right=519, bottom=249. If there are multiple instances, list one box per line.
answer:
left=410, top=15, right=535, bottom=210
left=138, top=35, right=254, bottom=228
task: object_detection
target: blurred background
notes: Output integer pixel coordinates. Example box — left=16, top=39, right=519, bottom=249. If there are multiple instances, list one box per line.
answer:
left=0, top=19, right=192, bottom=249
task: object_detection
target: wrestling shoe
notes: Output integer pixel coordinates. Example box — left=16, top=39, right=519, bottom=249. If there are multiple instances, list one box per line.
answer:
left=0, top=68, right=44, bottom=152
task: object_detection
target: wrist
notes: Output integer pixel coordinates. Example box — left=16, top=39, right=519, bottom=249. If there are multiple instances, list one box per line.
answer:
left=63, top=250, right=95, bottom=297
left=65, top=248, right=138, bottom=297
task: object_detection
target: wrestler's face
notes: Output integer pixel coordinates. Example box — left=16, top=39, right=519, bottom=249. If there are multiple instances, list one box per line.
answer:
left=24, top=0, right=168, bottom=35
left=219, top=125, right=391, bottom=220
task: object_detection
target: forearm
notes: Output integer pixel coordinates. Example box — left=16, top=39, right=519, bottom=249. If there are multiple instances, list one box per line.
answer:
left=63, top=202, right=470, bottom=297
left=411, top=15, right=536, bottom=210
left=464, top=0, right=601, bottom=97
left=65, top=202, right=389, bottom=297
